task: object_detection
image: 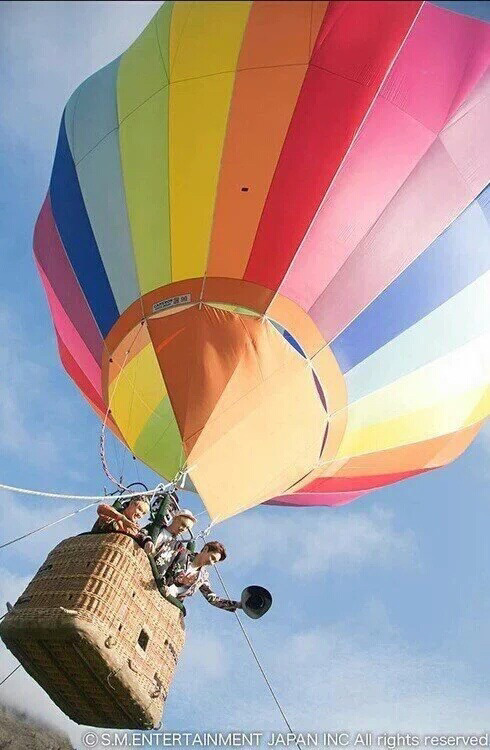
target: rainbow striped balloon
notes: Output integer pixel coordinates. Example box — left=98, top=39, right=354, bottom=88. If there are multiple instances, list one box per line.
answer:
left=34, top=1, right=489, bottom=521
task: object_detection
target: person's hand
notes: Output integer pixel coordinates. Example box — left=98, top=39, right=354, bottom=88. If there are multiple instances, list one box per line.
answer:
left=144, top=540, right=155, bottom=554
left=121, top=518, right=139, bottom=535
left=97, top=509, right=114, bottom=523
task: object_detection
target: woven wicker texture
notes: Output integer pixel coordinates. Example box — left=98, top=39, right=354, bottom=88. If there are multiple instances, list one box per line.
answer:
left=0, top=533, right=185, bottom=729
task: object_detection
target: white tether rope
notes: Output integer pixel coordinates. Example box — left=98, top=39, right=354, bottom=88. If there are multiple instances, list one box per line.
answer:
left=0, top=482, right=175, bottom=502
left=213, top=565, right=300, bottom=750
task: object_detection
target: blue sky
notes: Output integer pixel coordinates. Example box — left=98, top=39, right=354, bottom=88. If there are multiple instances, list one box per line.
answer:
left=0, top=2, right=489, bottom=748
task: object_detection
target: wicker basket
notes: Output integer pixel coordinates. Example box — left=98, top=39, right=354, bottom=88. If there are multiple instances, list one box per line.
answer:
left=0, top=533, right=185, bottom=729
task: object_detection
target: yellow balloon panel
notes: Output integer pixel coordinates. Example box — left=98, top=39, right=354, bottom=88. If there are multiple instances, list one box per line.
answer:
left=108, top=342, right=174, bottom=450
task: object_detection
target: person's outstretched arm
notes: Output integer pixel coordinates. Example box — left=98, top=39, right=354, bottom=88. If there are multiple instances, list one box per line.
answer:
left=198, top=575, right=241, bottom=612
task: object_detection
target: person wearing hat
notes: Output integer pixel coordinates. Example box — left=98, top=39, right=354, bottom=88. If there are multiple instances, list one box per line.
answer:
left=162, top=540, right=242, bottom=612
left=147, top=508, right=197, bottom=579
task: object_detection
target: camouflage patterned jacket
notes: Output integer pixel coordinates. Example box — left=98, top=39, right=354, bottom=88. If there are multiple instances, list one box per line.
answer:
left=163, top=549, right=240, bottom=612
left=149, top=527, right=184, bottom=576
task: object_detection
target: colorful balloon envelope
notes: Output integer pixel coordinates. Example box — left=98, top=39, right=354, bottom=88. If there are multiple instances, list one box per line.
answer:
left=34, top=1, right=490, bottom=521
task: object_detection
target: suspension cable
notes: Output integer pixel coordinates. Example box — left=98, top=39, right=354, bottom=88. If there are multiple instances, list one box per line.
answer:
left=0, top=482, right=174, bottom=502
left=0, top=501, right=99, bottom=550
left=99, top=323, right=145, bottom=493
left=0, top=664, right=21, bottom=687
left=213, top=566, right=300, bottom=749
left=0, top=481, right=208, bottom=553
left=0, top=611, right=20, bottom=687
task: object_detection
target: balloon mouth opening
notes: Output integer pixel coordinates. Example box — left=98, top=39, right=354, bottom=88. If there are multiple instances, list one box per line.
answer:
left=104, top=300, right=337, bottom=513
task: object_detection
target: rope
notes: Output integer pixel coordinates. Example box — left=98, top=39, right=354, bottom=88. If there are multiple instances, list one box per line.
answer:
left=100, top=420, right=127, bottom=492
left=99, top=324, right=144, bottom=493
left=0, top=481, right=174, bottom=502
left=194, top=517, right=217, bottom=542
left=213, top=566, right=300, bottom=750
left=0, top=612, right=21, bottom=687
left=0, top=479, right=211, bottom=556
left=0, top=664, right=20, bottom=687
left=0, top=502, right=99, bottom=550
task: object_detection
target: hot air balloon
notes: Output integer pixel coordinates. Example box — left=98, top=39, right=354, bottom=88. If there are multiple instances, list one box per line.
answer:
left=2, top=0, right=489, bottom=730
left=31, top=0, right=490, bottom=520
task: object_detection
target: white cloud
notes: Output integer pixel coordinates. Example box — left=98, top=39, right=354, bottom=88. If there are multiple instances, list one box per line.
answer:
left=291, top=506, right=416, bottom=576
left=0, top=566, right=82, bottom=742
left=266, top=621, right=490, bottom=734
left=0, top=303, right=90, bottom=474
left=179, top=630, right=229, bottom=683
left=0, top=490, right=95, bottom=566
left=180, top=610, right=490, bottom=737
left=0, top=307, right=49, bottom=459
left=0, top=567, right=31, bottom=608
left=0, top=1, right=161, bottom=170
left=222, top=506, right=417, bottom=578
